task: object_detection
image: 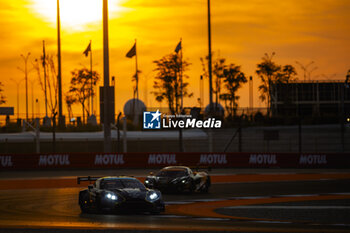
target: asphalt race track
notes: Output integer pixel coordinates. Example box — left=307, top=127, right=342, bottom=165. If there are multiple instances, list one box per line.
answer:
left=0, top=170, right=350, bottom=233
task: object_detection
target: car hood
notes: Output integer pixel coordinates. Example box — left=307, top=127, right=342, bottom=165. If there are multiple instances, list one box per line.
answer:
left=156, top=176, right=188, bottom=183
left=110, top=188, right=146, bottom=199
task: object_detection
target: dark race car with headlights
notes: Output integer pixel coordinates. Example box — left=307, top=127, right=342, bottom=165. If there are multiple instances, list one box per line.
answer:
left=78, top=176, right=165, bottom=214
left=144, top=166, right=211, bottom=193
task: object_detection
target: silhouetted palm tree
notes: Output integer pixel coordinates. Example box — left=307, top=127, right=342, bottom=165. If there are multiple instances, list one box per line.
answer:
left=220, top=65, right=247, bottom=118
left=256, top=53, right=297, bottom=116
left=152, top=53, right=192, bottom=115
left=68, top=68, right=100, bottom=123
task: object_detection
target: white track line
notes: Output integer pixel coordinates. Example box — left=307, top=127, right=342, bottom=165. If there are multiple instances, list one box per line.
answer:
left=165, top=193, right=350, bottom=206
left=165, top=201, right=194, bottom=205
left=224, top=206, right=350, bottom=209
left=232, top=196, right=271, bottom=199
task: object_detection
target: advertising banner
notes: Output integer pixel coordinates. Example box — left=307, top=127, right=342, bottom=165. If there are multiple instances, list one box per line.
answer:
left=0, top=152, right=349, bottom=170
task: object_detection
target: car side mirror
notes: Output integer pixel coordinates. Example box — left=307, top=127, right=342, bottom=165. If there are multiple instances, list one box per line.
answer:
left=88, top=185, right=93, bottom=190
left=149, top=172, right=154, bottom=176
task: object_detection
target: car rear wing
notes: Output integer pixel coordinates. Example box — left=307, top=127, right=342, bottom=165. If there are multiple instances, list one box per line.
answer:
left=77, top=176, right=101, bottom=184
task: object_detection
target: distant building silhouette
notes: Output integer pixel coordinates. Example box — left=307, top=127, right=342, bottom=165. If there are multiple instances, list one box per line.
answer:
left=204, top=102, right=225, bottom=118
left=270, top=80, right=350, bottom=118
left=123, top=98, right=146, bottom=117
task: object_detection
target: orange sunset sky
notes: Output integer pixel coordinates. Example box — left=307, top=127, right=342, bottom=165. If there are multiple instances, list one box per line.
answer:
left=0, top=0, right=349, bottom=118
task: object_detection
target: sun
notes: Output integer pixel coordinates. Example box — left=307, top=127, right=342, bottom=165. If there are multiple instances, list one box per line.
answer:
left=31, top=0, right=122, bottom=30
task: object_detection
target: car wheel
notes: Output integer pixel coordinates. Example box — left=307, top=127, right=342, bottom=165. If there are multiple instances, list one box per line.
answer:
left=189, top=179, right=196, bottom=193
left=79, top=192, right=91, bottom=213
left=150, top=210, right=161, bottom=215
left=151, top=205, right=164, bottom=215
left=79, top=203, right=90, bottom=213
left=202, top=177, right=211, bottom=193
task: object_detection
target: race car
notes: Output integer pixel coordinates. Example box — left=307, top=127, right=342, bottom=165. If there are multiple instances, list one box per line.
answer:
left=78, top=176, right=165, bottom=214
left=144, top=166, right=211, bottom=193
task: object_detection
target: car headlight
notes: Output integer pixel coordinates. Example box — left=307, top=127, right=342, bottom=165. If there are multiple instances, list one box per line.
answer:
left=181, top=179, right=187, bottom=184
left=145, top=180, right=150, bottom=184
left=106, top=192, right=117, bottom=200
left=146, top=191, right=160, bottom=202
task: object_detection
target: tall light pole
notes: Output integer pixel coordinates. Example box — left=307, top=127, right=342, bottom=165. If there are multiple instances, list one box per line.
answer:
left=249, top=76, right=253, bottom=111
left=103, top=0, right=112, bottom=152
left=143, top=71, right=152, bottom=108
left=207, top=0, right=214, bottom=153
left=42, top=40, right=48, bottom=117
left=30, top=79, right=35, bottom=120
left=36, top=99, right=40, bottom=118
left=207, top=0, right=213, bottom=112
left=10, top=78, right=25, bottom=119
left=200, top=75, right=204, bottom=109
left=295, top=61, right=315, bottom=81
left=57, top=0, right=63, bottom=125
left=89, top=40, right=93, bottom=116
left=18, top=52, right=31, bottom=122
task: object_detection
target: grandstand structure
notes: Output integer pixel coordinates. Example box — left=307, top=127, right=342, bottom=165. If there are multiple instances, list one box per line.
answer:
left=270, top=80, right=350, bottom=118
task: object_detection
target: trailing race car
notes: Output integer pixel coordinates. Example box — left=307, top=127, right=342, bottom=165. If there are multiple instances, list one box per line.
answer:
left=77, top=176, right=165, bottom=214
left=144, top=166, right=211, bottom=193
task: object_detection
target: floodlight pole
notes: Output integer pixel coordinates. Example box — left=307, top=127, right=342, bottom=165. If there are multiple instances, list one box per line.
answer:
left=18, top=53, right=31, bottom=122
left=207, top=0, right=213, bottom=112
left=10, top=78, right=24, bottom=119
left=30, top=79, right=35, bottom=120
left=57, top=0, right=63, bottom=126
left=42, top=40, right=48, bottom=117
left=103, top=0, right=112, bottom=152
left=90, top=40, right=93, bottom=115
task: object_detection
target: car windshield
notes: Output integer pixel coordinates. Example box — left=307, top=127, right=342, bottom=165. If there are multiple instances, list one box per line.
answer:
left=157, top=170, right=187, bottom=177
left=100, top=179, right=145, bottom=190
